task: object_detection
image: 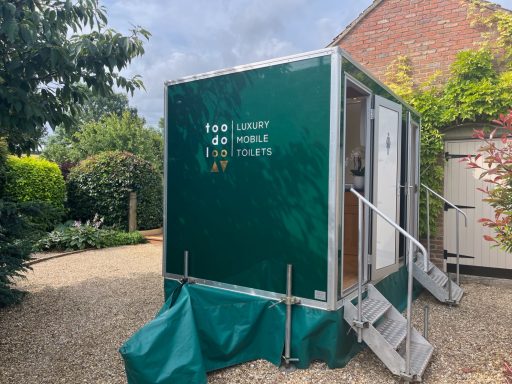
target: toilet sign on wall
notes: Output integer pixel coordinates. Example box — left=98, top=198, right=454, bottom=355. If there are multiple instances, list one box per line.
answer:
left=205, top=120, right=273, bottom=173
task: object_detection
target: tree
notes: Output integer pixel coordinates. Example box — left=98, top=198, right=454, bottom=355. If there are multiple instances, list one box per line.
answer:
left=41, top=125, right=79, bottom=165
left=42, top=87, right=142, bottom=165
left=43, top=111, right=164, bottom=172
left=0, top=0, right=150, bottom=154
left=74, top=85, right=139, bottom=128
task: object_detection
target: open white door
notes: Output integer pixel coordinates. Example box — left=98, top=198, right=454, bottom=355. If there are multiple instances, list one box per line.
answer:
left=371, top=95, right=402, bottom=281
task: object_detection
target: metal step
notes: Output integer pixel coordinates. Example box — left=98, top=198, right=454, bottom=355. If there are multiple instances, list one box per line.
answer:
left=449, top=283, right=464, bottom=303
left=357, top=298, right=391, bottom=324
left=413, top=253, right=464, bottom=305
left=431, top=270, right=448, bottom=287
left=399, top=341, right=434, bottom=379
left=344, top=284, right=433, bottom=381
left=415, top=257, right=434, bottom=273
left=376, top=318, right=407, bottom=349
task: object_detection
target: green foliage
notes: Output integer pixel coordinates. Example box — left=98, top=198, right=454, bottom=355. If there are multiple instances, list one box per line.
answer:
left=442, top=50, right=511, bottom=125
left=41, top=126, right=79, bottom=165
left=4, top=155, right=66, bottom=231
left=5, top=155, right=65, bottom=207
left=0, top=200, right=34, bottom=307
left=0, top=138, right=8, bottom=196
left=0, top=0, right=150, bottom=154
left=67, top=151, right=163, bottom=230
left=102, top=231, right=147, bottom=248
left=74, top=85, right=139, bottom=128
left=469, top=0, right=512, bottom=66
left=0, top=139, right=35, bottom=306
left=385, top=56, right=414, bottom=100
left=36, top=217, right=147, bottom=251
left=42, top=112, right=163, bottom=172
left=417, top=128, right=444, bottom=237
left=386, top=46, right=512, bottom=236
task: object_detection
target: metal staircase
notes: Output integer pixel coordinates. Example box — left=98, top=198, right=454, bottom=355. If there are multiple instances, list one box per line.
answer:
left=344, top=284, right=433, bottom=381
left=345, top=188, right=433, bottom=382
left=413, top=253, right=464, bottom=304
left=418, top=184, right=467, bottom=305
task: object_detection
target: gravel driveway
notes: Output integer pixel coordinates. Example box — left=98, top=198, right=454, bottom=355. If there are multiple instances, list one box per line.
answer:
left=1, top=245, right=511, bottom=383
left=0, top=244, right=163, bottom=384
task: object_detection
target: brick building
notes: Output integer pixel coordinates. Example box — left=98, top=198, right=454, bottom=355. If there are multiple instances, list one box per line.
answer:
left=328, top=0, right=502, bottom=84
left=329, top=0, right=512, bottom=275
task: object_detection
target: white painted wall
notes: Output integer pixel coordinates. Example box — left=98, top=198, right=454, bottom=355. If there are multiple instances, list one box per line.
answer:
left=444, top=139, right=512, bottom=270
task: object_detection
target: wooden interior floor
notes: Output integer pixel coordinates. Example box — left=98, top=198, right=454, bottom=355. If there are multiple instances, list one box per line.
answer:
left=343, top=253, right=358, bottom=289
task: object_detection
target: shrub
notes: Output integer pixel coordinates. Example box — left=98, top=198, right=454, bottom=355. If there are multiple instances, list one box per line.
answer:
left=42, top=112, right=164, bottom=173
left=35, top=216, right=147, bottom=251
left=0, top=200, right=34, bottom=306
left=1, top=139, right=33, bottom=306
left=5, top=156, right=66, bottom=208
left=4, top=156, right=66, bottom=231
left=67, top=151, right=163, bottom=230
left=0, top=138, right=8, bottom=197
left=103, top=231, right=147, bottom=248
left=58, top=161, right=78, bottom=180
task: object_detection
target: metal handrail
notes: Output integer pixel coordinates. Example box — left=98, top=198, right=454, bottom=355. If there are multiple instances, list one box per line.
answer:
left=421, top=184, right=467, bottom=286
left=350, top=188, right=427, bottom=377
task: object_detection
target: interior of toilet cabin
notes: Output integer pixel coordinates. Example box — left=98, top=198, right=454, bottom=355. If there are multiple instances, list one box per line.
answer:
left=342, top=79, right=370, bottom=291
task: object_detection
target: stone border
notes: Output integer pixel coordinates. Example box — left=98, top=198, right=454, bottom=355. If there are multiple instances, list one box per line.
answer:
left=460, top=273, right=512, bottom=287
left=138, top=227, right=163, bottom=236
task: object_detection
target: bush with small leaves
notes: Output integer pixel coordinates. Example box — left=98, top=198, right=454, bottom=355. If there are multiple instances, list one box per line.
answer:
left=4, top=155, right=66, bottom=230
left=67, top=151, right=162, bottom=230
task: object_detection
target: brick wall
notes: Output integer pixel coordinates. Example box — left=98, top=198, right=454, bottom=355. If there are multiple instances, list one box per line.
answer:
left=334, top=0, right=491, bottom=84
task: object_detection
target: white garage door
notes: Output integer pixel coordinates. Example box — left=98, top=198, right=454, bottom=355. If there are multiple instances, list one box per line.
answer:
left=444, top=140, right=512, bottom=272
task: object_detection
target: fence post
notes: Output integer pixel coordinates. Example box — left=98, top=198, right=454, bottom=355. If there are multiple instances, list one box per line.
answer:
left=129, top=191, right=137, bottom=232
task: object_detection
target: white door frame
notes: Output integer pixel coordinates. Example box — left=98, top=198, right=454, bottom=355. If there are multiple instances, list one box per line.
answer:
left=408, top=114, right=421, bottom=241
left=371, top=95, right=402, bottom=281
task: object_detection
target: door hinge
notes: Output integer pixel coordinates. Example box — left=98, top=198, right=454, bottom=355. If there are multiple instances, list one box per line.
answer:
left=444, top=152, right=467, bottom=161
left=444, top=203, right=475, bottom=211
left=444, top=250, right=475, bottom=259
left=370, top=108, right=375, bottom=120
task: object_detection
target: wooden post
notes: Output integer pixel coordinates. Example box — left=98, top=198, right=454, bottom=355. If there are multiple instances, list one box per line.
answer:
left=128, top=191, right=137, bottom=232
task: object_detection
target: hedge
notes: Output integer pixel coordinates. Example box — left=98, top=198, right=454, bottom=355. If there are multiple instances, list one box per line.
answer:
left=67, top=151, right=163, bottom=230
left=4, top=156, right=66, bottom=209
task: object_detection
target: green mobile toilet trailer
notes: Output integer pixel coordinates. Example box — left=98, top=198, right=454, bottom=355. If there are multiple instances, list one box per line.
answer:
left=120, top=48, right=430, bottom=383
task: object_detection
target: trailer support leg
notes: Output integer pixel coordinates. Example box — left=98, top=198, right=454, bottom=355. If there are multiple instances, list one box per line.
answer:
left=280, top=264, right=300, bottom=372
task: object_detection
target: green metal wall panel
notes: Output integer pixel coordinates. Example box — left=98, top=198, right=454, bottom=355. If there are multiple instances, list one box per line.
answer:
left=165, top=55, right=332, bottom=301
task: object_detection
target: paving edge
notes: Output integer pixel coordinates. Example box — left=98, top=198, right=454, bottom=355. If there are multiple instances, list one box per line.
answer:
left=28, top=250, right=88, bottom=265
left=460, top=273, right=512, bottom=287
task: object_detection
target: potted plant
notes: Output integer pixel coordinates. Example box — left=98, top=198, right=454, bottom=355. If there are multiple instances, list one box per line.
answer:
left=349, top=147, right=365, bottom=189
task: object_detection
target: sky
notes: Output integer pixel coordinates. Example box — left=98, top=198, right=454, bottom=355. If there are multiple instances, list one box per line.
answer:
left=101, top=0, right=512, bottom=127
